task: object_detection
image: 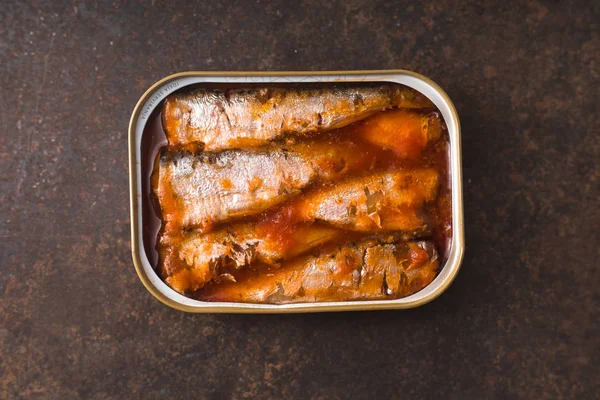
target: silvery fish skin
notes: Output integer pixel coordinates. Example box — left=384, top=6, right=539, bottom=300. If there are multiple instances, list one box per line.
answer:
left=154, top=140, right=373, bottom=232
left=163, top=224, right=344, bottom=293
left=199, top=238, right=439, bottom=304
left=290, top=168, right=439, bottom=231
left=175, top=224, right=341, bottom=270
left=162, top=84, right=434, bottom=151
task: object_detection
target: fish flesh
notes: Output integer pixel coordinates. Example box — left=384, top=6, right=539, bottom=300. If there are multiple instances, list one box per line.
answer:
left=154, top=140, right=375, bottom=232
left=351, top=109, right=443, bottom=160
left=197, top=237, right=439, bottom=303
left=159, top=168, right=437, bottom=292
left=162, top=84, right=435, bottom=151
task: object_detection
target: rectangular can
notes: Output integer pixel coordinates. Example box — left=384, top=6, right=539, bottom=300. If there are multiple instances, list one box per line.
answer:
left=128, top=70, right=464, bottom=313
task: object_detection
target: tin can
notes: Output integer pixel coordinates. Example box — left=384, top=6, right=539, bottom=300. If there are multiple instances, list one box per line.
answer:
left=128, top=70, right=464, bottom=313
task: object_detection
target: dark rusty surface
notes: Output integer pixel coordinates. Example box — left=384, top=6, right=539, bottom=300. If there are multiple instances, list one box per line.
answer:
left=1, top=1, right=598, bottom=399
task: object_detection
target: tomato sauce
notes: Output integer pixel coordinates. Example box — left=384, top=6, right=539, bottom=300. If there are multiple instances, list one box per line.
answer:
left=140, top=83, right=453, bottom=300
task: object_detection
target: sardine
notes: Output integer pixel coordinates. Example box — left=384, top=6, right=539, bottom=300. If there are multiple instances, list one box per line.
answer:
left=154, top=140, right=375, bottom=232
left=197, top=238, right=439, bottom=303
left=163, top=84, right=434, bottom=151
left=162, top=224, right=345, bottom=293
left=278, top=168, right=439, bottom=231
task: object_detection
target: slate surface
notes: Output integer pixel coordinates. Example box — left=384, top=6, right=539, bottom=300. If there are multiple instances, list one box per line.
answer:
left=1, top=1, right=598, bottom=399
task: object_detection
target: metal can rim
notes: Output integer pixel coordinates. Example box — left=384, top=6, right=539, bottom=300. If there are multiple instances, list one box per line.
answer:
left=128, top=70, right=465, bottom=313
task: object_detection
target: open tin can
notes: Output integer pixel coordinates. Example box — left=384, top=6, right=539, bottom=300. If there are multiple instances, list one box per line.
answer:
left=128, top=70, right=464, bottom=313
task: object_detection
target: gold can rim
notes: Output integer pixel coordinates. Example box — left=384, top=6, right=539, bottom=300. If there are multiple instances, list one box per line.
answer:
left=128, top=70, right=464, bottom=313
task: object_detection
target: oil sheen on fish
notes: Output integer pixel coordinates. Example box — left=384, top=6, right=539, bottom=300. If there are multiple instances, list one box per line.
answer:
left=162, top=84, right=435, bottom=151
left=197, top=237, right=439, bottom=304
left=154, top=140, right=375, bottom=232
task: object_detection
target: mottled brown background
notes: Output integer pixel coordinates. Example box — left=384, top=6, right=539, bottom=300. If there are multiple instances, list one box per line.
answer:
left=1, top=1, right=598, bottom=399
